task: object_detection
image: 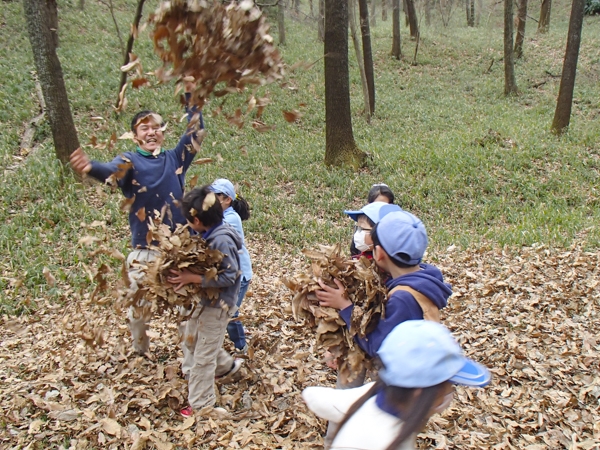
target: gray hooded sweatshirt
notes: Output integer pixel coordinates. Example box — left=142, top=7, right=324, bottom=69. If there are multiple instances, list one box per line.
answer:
left=201, top=222, right=242, bottom=309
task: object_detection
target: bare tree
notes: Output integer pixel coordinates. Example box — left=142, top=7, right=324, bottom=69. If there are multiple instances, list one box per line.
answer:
left=382, top=0, right=388, bottom=20
left=358, top=0, right=375, bottom=114
left=514, top=0, right=528, bottom=58
left=318, top=0, right=325, bottom=41
left=551, top=0, right=585, bottom=134
left=538, top=0, right=551, bottom=32
left=23, top=0, right=80, bottom=164
left=466, top=0, right=475, bottom=26
left=116, top=0, right=147, bottom=109
left=392, top=0, right=402, bottom=58
left=424, top=0, right=432, bottom=25
left=278, top=0, right=286, bottom=44
left=371, top=0, right=377, bottom=26
left=503, top=0, right=518, bottom=95
left=405, top=0, right=419, bottom=38
left=349, top=0, right=371, bottom=121
left=324, top=0, right=366, bottom=167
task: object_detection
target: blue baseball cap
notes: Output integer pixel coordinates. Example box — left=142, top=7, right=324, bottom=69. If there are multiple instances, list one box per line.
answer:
left=378, top=320, right=491, bottom=388
left=376, top=210, right=428, bottom=265
left=344, top=202, right=402, bottom=224
left=209, top=178, right=236, bottom=199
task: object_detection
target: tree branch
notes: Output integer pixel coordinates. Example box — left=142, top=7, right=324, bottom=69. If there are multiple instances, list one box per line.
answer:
left=97, top=0, right=125, bottom=57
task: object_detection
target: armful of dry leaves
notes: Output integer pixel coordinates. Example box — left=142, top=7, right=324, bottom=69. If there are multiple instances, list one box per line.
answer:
left=282, top=245, right=387, bottom=383
left=121, top=218, right=226, bottom=317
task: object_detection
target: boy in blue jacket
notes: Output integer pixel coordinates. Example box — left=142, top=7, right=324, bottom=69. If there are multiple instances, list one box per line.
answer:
left=316, top=209, right=452, bottom=364
left=70, top=91, right=204, bottom=355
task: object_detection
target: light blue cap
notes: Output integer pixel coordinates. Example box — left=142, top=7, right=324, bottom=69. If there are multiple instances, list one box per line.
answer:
left=378, top=320, right=491, bottom=388
left=344, top=201, right=402, bottom=224
left=209, top=178, right=236, bottom=199
left=377, top=210, right=428, bottom=265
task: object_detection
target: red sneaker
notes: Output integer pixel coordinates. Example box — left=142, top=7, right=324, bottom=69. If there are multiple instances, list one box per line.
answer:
left=180, top=406, right=193, bottom=418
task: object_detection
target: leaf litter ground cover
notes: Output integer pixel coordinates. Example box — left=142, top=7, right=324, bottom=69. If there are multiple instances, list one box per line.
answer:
left=1, top=237, right=599, bottom=449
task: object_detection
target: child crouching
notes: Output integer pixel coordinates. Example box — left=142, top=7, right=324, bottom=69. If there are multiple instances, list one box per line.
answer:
left=167, top=186, right=243, bottom=417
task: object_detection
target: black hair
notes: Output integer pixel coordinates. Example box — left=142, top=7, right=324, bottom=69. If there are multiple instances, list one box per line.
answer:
left=370, top=223, right=417, bottom=269
left=330, top=377, right=449, bottom=450
left=131, top=110, right=162, bottom=132
left=368, top=184, right=395, bottom=204
left=181, top=185, right=223, bottom=228
left=232, top=195, right=251, bottom=221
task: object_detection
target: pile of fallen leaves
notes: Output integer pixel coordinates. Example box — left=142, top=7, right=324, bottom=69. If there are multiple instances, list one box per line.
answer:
left=1, top=239, right=599, bottom=449
left=282, top=245, right=387, bottom=384
left=149, top=0, right=284, bottom=121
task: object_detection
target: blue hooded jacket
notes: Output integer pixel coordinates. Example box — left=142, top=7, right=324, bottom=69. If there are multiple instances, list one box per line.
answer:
left=339, top=263, right=452, bottom=357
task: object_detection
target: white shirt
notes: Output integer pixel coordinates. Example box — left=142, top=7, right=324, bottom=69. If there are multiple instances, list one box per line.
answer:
left=302, top=382, right=416, bottom=450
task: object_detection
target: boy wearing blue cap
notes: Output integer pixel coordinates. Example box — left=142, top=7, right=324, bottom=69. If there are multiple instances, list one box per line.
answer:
left=317, top=209, right=453, bottom=360
left=70, top=87, right=204, bottom=355
left=303, top=320, right=491, bottom=450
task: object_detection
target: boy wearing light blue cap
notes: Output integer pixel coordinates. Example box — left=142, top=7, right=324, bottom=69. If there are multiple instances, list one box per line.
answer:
left=317, top=210, right=453, bottom=357
left=303, top=320, right=491, bottom=450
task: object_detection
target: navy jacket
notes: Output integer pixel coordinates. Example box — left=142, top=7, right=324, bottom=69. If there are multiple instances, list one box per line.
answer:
left=339, top=263, right=452, bottom=357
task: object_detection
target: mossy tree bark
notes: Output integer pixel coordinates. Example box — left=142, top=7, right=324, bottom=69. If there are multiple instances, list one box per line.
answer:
left=324, top=0, right=366, bottom=168
left=358, top=0, right=375, bottom=115
left=538, top=0, right=551, bottom=32
left=392, top=0, right=401, bottom=59
left=504, top=0, right=518, bottom=95
left=23, top=0, right=79, bottom=165
left=514, top=0, right=528, bottom=58
left=551, top=0, right=585, bottom=135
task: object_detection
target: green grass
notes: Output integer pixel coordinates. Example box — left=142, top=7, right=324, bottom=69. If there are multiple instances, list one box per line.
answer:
left=1, top=0, right=599, bottom=313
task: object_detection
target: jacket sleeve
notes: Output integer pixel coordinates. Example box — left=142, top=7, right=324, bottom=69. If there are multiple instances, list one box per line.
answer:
left=87, top=154, right=134, bottom=194
left=202, top=239, right=240, bottom=289
left=173, top=93, right=205, bottom=170
left=339, top=291, right=423, bottom=357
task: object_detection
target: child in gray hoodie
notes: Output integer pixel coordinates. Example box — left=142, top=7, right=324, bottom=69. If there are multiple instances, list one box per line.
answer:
left=167, top=185, right=244, bottom=417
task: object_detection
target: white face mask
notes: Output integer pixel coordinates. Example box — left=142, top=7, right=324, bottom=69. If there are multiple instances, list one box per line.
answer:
left=354, top=230, right=371, bottom=252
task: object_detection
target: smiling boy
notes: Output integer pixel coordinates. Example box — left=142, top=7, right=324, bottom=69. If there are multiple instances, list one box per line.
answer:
left=70, top=96, right=204, bottom=355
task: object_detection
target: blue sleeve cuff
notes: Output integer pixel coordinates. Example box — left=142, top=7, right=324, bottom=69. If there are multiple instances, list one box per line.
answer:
left=338, top=304, right=354, bottom=327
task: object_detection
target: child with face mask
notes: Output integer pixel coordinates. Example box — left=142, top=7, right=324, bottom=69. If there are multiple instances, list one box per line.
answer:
left=345, top=202, right=402, bottom=259
left=303, top=320, right=491, bottom=450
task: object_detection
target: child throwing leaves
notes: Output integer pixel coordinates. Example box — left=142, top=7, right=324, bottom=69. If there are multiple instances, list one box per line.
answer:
left=303, top=320, right=491, bottom=450
left=168, top=185, right=243, bottom=417
left=209, top=178, right=252, bottom=353
left=70, top=88, right=204, bottom=355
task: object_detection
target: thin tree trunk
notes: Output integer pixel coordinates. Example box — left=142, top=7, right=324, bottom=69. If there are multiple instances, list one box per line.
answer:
left=23, top=0, right=80, bottom=165
left=358, top=0, right=375, bottom=115
left=278, top=0, right=286, bottom=44
left=405, top=0, right=419, bottom=38
left=79, top=0, right=84, bottom=9
left=514, top=0, right=528, bottom=58
left=349, top=0, right=371, bottom=121
left=403, top=0, right=409, bottom=25
left=382, top=0, right=388, bottom=20
left=324, top=0, right=366, bottom=167
left=551, top=0, right=585, bottom=134
left=476, top=0, right=482, bottom=25
left=392, top=0, right=401, bottom=58
left=371, top=0, right=377, bottom=26
left=538, top=0, right=551, bottom=32
left=466, top=0, right=475, bottom=25
left=116, top=0, right=147, bottom=109
left=309, top=0, right=314, bottom=16
left=504, top=0, right=518, bottom=95
left=46, top=0, right=59, bottom=48
left=294, top=0, right=300, bottom=14
left=318, top=0, right=325, bottom=41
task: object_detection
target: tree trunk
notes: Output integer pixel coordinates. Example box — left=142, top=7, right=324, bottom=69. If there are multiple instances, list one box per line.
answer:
left=514, top=0, right=527, bottom=58
left=466, top=0, right=475, bottom=25
left=551, top=0, right=585, bottom=135
left=371, top=0, right=377, bottom=26
left=392, top=0, right=401, bottom=58
left=278, top=0, right=286, bottom=44
left=382, top=0, right=388, bottom=21
left=503, top=0, right=518, bottom=95
left=318, top=0, right=325, bottom=41
left=309, top=0, right=314, bottom=16
left=294, top=0, right=300, bottom=14
left=424, top=0, right=431, bottom=25
left=476, top=0, right=482, bottom=25
left=358, top=0, right=375, bottom=115
left=79, top=0, right=84, bottom=10
left=46, top=0, right=59, bottom=48
left=405, top=0, right=419, bottom=38
left=116, top=0, right=147, bottom=109
left=403, top=0, right=409, bottom=26
left=349, top=0, right=371, bottom=121
left=538, top=0, right=551, bottom=33
left=324, top=0, right=366, bottom=168
left=23, top=0, right=79, bottom=165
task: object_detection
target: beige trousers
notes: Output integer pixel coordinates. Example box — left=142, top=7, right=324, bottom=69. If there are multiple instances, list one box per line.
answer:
left=182, top=306, right=234, bottom=409
left=126, top=249, right=159, bottom=354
